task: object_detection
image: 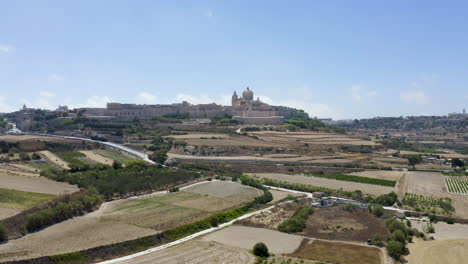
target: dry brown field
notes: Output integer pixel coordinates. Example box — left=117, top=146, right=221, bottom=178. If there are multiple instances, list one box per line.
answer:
left=406, top=239, right=468, bottom=264
left=0, top=181, right=260, bottom=261
left=304, top=205, right=388, bottom=242
left=254, top=173, right=395, bottom=196
left=38, top=150, right=70, bottom=170
left=348, top=170, right=407, bottom=181
left=113, top=240, right=255, bottom=264
left=237, top=202, right=301, bottom=230
left=201, top=225, right=303, bottom=254
left=290, top=239, right=383, bottom=264
left=251, top=131, right=377, bottom=146
left=171, top=133, right=280, bottom=147
left=79, top=150, right=114, bottom=165
left=0, top=164, right=78, bottom=195
left=182, top=181, right=262, bottom=201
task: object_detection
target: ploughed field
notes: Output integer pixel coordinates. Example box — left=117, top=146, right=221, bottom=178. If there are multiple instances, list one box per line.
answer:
left=0, top=181, right=261, bottom=261
left=250, top=131, right=377, bottom=146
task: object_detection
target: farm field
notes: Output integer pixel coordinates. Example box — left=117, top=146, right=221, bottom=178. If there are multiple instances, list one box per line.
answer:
left=237, top=201, right=301, bottom=230
left=303, top=172, right=396, bottom=187
left=201, top=225, right=303, bottom=254
left=0, top=167, right=78, bottom=195
left=445, top=177, right=468, bottom=194
left=0, top=188, right=56, bottom=220
left=112, top=240, right=254, bottom=264
left=290, top=239, right=383, bottom=264
left=304, top=205, right=388, bottom=242
left=348, top=170, right=406, bottom=181
left=410, top=220, right=468, bottom=240
left=170, top=133, right=280, bottom=147
left=402, top=193, right=454, bottom=215
left=0, top=181, right=260, bottom=261
left=254, top=173, right=395, bottom=196
left=79, top=150, right=113, bottom=165
left=38, top=150, right=70, bottom=170
left=406, top=239, right=468, bottom=264
left=250, top=131, right=377, bottom=146
left=93, top=149, right=134, bottom=163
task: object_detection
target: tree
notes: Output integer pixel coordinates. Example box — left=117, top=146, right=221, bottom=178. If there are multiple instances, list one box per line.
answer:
left=386, top=240, right=404, bottom=260
left=0, top=223, right=7, bottom=242
left=112, top=160, right=122, bottom=169
left=253, top=242, right=269, bottom=258
left=371, top=204, right=385, bottom=217
left=19, top=152, right=30, bottom=161
left=452, top=158, right=465, bottom=168
left=31, top=152, right=41, bottom=160
left=371, top=234, right=384, bottom=247
left=390, top=230, right=407, bottom=245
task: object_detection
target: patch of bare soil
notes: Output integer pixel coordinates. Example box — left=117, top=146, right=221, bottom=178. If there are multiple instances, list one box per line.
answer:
left=304, top=205, right=388, bottom=242
left=79, top=150, right=113, bottom=165
left=237, top=202, right=301, bottom=229
left=290, top=239, right=383, bottom=264
left=269, top=189, right=304, bottom=204
left=201, top=226, right=303, bottom=254
left=39, top=150, right=70, bottom=170
left=406, top=238, right=468, bottom=264
left=112, top=240, right=255, bottom=264
left=182, top=181, right=262, bottom=200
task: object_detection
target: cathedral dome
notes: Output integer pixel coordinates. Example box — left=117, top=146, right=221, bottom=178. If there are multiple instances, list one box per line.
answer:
left=242, top=87, right=254, bottom=100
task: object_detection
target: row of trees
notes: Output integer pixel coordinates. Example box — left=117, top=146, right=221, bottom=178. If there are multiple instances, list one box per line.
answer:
left=278, top=204, right=314, bottom=233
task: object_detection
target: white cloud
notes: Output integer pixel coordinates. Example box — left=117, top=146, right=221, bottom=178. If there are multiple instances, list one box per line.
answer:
left=351, top=85, right=376, bottom=102
left=48, top=73, right=64, bottom=81
left=0, top=45, right=13, bottom=53
left=136, top=92, right=158, bottom=104
left=0, top=96, right=14, bottom=112
left=400, top=89, right=429, bottom=105
left=21, top=91, right=56, bottom=110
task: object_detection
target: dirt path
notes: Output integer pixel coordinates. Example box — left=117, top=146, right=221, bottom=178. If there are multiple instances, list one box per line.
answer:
left=39, top=150, right=70, bottom=170
left=80, top=150, right=113, bottom=165
left=406, top=238, right=468, bottom=264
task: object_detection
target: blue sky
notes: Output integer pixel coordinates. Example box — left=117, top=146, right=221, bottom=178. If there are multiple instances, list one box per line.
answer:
left=1, top=0, right=467, bottom=119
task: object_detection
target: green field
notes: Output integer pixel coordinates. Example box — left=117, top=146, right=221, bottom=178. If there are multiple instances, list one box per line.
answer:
left=51, top=150, right=96, bottom=169
left=445, top=177, right=468, bottom=194
left=0, top=188, right=56, bottom=210
left=304, top=172, right=396, bottom=187
left=28, top=156, right=63, bottom=172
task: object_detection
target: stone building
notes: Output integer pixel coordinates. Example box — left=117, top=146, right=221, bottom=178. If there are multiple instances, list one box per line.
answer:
left=77, top=87, right=304, bottom=125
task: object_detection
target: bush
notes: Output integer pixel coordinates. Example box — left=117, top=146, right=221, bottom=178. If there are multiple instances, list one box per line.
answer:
left=0, top=223, right=7, bottom=242
left=371, top=234, right=384, bottom=247
left=278, top=205, right=314, bottom=233
left=31, top=152, right=41, bottom=160
left=386, top=240, right=404, bottom=260
left=371, top=204, right=385, bottom=217
left=390, top=230, right=407, bottom=245
left=375, top=192, right=398, bottom=206
left=253, top=242, right=269, bottom=258
left=446, top=218, right=455, bottom=224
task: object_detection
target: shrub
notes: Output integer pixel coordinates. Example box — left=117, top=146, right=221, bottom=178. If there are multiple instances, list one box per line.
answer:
left=253, top=242, right=269, bottom=258
left=446, top=218, right=455, bottom=224
left=371, top=204, right=385, bottom=217
left=371, top=234, right=384, bottom=247
left=278, top=205, right=314, bottom=233
left=390, top=230, right=407, bottom=245
left=31, top=152, right=41, bottom=160
left=386, top=240, right=404, bottom=260
left=0, top=223, right=7, bottom=242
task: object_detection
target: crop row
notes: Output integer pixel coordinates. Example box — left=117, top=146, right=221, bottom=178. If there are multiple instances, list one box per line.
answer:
left=446, top=177, right=468, bottom=194
left=402, top=193, right=454, bottom=214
